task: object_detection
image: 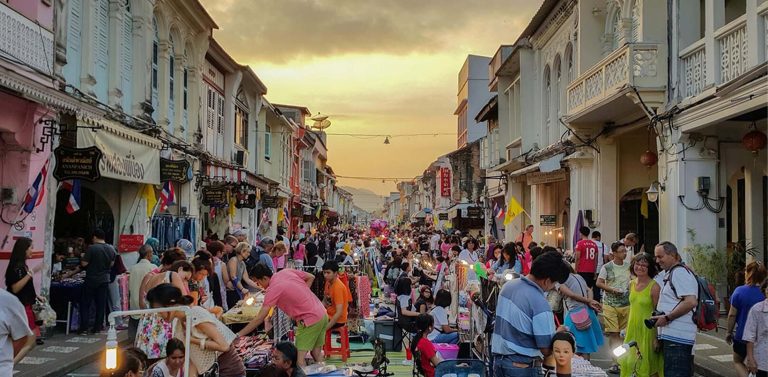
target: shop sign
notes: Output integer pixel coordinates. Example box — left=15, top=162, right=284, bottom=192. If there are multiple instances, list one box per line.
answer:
left=466, top=207, right=483, bottom=218
left=438, top=213, right=449, bottom=220
left=235, top=193, right=257, bottom=209
left=118, top=234, right=144, bottom=253
left=440, top=167, right=451, bottom=197
left=202, top=186, right=228, bottom=206
left=77, top=128, right=160, bottom=184
left=291, top=208, right=303, bottom=217
left=540, top=215, right=557, bottom=226
left=261, top=195, right=279, bottom=208
left=160, top=158, right=190, bottom=183
left=526, top=169, right=567, bottom=185
left=53, top=146, right=103, bottom=181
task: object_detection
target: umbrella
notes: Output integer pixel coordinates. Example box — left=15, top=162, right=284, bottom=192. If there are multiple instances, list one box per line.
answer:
left=573, top=210, right=584, bottom=251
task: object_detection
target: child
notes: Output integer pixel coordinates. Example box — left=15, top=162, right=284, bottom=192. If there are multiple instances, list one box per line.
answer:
left=412, top=313, right=442, bottom=377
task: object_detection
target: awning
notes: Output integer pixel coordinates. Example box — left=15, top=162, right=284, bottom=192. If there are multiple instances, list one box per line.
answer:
left=508, top=162, right=541, bottom=178
left=411, top=209, right=429, bottom=219
left=204, top=163, right=262, bottom=188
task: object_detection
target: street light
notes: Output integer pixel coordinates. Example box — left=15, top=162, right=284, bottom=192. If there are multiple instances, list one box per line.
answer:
left=105, top=325, right=117, bottom=370
left=646, top=182, right=663, bottom=203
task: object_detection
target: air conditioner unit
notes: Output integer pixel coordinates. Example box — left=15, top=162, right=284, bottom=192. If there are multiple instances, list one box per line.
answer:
left=234, top=150, right=248, bottom=167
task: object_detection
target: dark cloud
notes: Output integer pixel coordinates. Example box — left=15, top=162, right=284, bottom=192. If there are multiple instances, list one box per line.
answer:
left=201, top=0, right=540, bottom=63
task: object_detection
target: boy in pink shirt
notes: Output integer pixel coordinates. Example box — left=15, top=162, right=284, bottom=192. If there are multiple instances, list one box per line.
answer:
left=237, top=264, right=328, bottom=367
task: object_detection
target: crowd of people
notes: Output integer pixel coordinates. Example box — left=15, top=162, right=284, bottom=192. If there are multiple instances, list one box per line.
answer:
left=2, top=223, right=768, bottom=377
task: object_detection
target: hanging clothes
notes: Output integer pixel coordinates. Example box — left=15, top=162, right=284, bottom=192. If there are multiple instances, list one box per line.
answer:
left=151, top=216, right=197, bottom=251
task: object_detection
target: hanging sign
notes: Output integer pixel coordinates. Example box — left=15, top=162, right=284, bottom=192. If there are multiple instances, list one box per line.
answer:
left=118, top=234, right=144, bottom=253
left=440, top=167, right=451, bottom=197
left=540, top=215, right=557, bottom=226
left=77, top=127, right=160, bottom=184
left=202, top=186, right=228, bottom=206
left=261, top=195, right=279, bottom=208
left=160, top=158, right=190, bottom=183
left=438, top=213, right=449, bottom=220
left=53, top=146, right=103, bottom=181
left=291, top=208, right=303, bottom=217
left=526, top=169, right=567, bottom=185
left=235, top=193, right=258, bottom=209
left=466, top=207, right=483, bottom=218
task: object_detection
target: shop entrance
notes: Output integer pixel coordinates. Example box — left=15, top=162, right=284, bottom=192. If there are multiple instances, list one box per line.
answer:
left=619, top=188, right=659, bottom=252
left=53, top=186, right=114, bottom=245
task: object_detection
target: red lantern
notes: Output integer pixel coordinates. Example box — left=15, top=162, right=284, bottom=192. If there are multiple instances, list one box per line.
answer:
left=742, top=128, right=767, bottom=155
left=640, top=150, right=658, bottom=168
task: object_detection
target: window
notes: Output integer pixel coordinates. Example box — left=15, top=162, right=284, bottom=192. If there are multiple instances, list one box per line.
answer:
left=235, top=106, right=248, bottom=148
left=553, top=55, right=561, bottom=126
left=152, top=18, right=158, bottom=91
left=183, top=68, right=188, bottom=110
left=264, top=125, right=272, bottom=160
left=169, top=55, right=175, bottom=101
left=565, top=43, right=573, bottom=84
left=543, top=65, right=551, bottom=124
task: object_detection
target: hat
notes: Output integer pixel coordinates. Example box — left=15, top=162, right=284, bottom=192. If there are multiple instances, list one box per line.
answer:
left=233, top=229, right=247, bottom=237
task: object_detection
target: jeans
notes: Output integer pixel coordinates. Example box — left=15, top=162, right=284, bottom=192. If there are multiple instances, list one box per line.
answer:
left=80, top=282, right=109, bottom=332
left=493, top=356, right=542, bottom=377
left=662, top=340, right=694, bottom=377
left=107, top=280, right=124, bottom=326
left=431, top=332, right=459, bottom=344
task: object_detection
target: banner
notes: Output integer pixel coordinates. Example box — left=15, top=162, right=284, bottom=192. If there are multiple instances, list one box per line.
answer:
left=77, top=127, right=160, bottom=184
left=440, top=167, right=451, bottom=197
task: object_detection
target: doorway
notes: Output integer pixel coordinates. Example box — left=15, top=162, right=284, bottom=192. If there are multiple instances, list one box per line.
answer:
left=53, top=186, right=115, bottom=244
left=619, top=188, right=659, bottom=252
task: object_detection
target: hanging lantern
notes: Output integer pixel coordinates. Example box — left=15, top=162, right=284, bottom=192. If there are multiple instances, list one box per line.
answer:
left=742, top=127, right=767, bottom=155
left=640, top=150, right=658, bottom=168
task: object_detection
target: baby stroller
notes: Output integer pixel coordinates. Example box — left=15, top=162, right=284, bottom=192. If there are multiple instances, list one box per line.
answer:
left=350, top=339, right=394, bottom=377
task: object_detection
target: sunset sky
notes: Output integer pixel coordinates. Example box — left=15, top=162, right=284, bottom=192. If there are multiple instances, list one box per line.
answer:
left=200, top=0, right=541, bottom=200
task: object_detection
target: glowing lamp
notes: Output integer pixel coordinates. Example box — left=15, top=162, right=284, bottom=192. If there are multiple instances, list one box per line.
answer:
left=105, top=326, right=118, bottom=369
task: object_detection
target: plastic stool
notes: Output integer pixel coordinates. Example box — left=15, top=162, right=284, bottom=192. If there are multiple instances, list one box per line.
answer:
left=323, top=325, right=350, bottom=361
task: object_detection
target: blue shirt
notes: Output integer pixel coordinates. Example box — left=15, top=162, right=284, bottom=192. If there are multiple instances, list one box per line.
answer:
left=731, top=284, right=766, bottom=342
left=492, top=276, right=556, bottom=361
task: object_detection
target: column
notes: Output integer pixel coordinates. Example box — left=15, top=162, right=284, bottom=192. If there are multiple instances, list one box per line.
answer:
left=157, top=39, right=172, bottom=130
left=131, top=2, right=151, bottom=118
left=186, top=65, right=201, bottom=143
left=80, top=0, right=97, bottom=95
left=745, top=163, right=766, bottom=263
left=107, top=0, right=123, bottom=107
left=173, top=54, right=186, bottom=139
left=704, top=0, right=725, bottom=86
left=597, top=139, right=619, bottom=242
left=745, top=0, right=762, bottom=68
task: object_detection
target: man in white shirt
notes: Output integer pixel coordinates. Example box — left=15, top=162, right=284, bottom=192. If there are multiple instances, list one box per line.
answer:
left=650, top=241, right=698, bottom=377
left=621, top=233, right=639, bottom=265
left=128, top=245, right=155, bottom=340
left=1, top=289, right=35, bottom=371
left=591, top=231, right=608, bottom=302
left=429, top=232, right=441, bottom=253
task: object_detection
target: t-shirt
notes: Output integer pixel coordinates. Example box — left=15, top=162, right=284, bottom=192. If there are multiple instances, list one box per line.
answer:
left=4, top=265, right=36, bottom=306
left=428, top=306, right=449, bottom=341
left=592, top=240, right=608, bottom=274
left=0, top=289, right=34, bottom=374
left=430, top=235, right=441, bottom=251
left=562, top=274, right=589, bottom=312
left=597, top=261, right=631, bottom=307
left=416, top=337, right=437, bottom=377
left=730, top=285, right=766, bottom=342
left=657, top=265, right=699, bottom=344
left=83, top=243, right=117, bottom=286
left=262, top=269, right=326, bottom=326
left=492, top=277, right=556, bottom=361
left=294, top=243, right=306, bottom=261
left=324, top=278, right=350, bottom=323
left=742, top=300, right=768, bottom=372
left=574, top=239, right=598, bottom=273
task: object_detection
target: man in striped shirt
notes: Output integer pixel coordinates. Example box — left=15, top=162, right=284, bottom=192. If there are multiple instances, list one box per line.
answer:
left=492, top=251, right=570, bottom=377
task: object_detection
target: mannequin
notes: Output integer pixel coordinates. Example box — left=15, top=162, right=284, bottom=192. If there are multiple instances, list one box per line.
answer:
left=545, top=332, right=575, bottom=377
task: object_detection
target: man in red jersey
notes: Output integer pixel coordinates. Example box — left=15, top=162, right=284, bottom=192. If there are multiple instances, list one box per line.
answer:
left=574, top=226, right=599, bottom=290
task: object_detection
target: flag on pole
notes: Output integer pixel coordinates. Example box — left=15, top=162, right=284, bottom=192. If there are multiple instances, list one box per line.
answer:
left=60, top=179, right=81, bottom=214
left=494, top=202, right=505, bottom=219
left=141, top=184, right=157, bottom=217
left=159, top=182, right=175, bottom=212
left=21, top=159, right=49, bottom=214
left=640, top=191, right=649, bottom=219
left=228, top=191, right=236, bottom=218
left=503, top=196, right=524, bottom=226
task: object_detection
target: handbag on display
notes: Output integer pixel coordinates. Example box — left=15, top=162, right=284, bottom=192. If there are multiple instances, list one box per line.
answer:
left=134, top=314, right=173, bottom=359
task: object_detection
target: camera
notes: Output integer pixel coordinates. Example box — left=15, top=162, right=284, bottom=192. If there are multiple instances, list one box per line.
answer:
left=644, top=310, right=665, bottom=329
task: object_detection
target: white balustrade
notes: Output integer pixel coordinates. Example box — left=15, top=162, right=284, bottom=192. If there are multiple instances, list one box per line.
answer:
left=0, top=5, right=54, bottom=76
left=680, top=41, right=706, bottom=98
left=715, top=16, right=748, bottom=84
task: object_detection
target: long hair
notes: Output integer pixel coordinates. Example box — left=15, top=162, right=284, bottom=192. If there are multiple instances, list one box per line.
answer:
left=410, top=313, right=434, bottom=355
left=7, top=237, right=32, bottom=273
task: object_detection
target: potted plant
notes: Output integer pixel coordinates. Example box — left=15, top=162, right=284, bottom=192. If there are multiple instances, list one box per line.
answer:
left=684, top=229, right=727, bottom=310
left=724, top=241, right=759, bottom=312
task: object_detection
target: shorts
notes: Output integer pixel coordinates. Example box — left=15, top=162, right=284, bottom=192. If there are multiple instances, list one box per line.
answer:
left=295, top=314, right=329, bottom=351
left=602, top=305, right=630, bottom=333
left=733, top=341, right=747, bottom=359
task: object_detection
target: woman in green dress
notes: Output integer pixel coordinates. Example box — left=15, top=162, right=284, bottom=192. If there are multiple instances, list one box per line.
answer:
left=620, top=252, right=663, bottom=377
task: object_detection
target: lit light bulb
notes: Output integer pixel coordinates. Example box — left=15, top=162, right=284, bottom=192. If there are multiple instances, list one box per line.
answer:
left=504, top=273, right=513, bottom=281
left=245, top=297, right=255, bottom=306
left=105, top=326, right=118, bottom=370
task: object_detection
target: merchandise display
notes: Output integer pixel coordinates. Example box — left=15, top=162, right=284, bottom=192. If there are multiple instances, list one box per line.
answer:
left=222, top=294, right=264, bottom=324
left=233, top=335, right=273, bottom=369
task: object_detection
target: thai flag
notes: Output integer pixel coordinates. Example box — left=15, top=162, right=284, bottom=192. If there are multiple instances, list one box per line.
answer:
left=21, top=160, right=49, bottom=214
left=159, top=181, right=175, bottom=212
left=61, top=179, right=81, bottom=214
left=495, top=203, right=505, bottom=219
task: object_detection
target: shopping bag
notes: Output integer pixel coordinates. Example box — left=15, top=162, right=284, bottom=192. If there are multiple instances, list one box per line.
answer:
left=134, top=314, right=173, bottom=359
left=32, top=299, right=58, bottom=327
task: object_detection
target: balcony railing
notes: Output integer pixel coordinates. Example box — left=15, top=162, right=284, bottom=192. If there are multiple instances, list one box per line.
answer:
left=678, top=4, right=768, bottom=99
left=567, top=43, right=663, bottom=115
left=0, top=5, right=54, bottom=77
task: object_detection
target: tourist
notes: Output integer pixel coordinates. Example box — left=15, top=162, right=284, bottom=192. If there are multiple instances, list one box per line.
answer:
left=619, top=252, right=662, bottom=377
left=743, top=280, right=768, bottom=377
left=412, top=313, right=442, bottom=377
left=190, top=256, right=212, bottom=307
left=79, top=229, right=117, bottom=334
left=596, top=241, right=631, bottom=373
left=621, top=233, right=639, bottom=265
left=4, top=237, right=45, bottom=344
left=226, top=242, right=261, bottom=308
left=574, top=226, right=599, bottom=292
left=651, top=241, right=698, bottom=377
left=561, top=264, right=603, bottom=360
left=139, top=248, right=186, bottom=310
left=147, top=284, right=244, bottom=377
left=428, top=289, right=458, bottom=344
left=0, top=287, right=35, bottom=368
left=492, top=251, right=570, bottom=377
left=492, top=242, right=520, bottom=276
left=726, top=261, right=767, bottom=377
left=591, top=231, right=608, bottom=302
left=322, top=261, right=350, bottom=331
left=271, top=341, right=307, bottom=377
left=238, top=263, right=328, bottom=367
left=294, top=238, right=307, bottom=268
left=206, top=241, right=230, bottom=310
left=128, top=245, right=155, bottom=339
left=515, top=224, right=535, bottom=273
left=148, top=339, right=185, bottom=377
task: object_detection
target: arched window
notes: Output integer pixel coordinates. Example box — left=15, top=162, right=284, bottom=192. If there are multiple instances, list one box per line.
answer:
left=151, top=17, right=158, bottom=122
left=553, top=55, right=562, bottom=143
left=168, top=34, right=175, bottom=130
left=543, top=65, right=551, bottom=141
left=630, top=0, right=641, bottom=42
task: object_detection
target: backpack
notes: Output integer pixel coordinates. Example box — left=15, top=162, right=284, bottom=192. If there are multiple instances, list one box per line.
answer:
left=666, top=264, right=719, bottom=332
left=244, top=245, right=266, bottom=271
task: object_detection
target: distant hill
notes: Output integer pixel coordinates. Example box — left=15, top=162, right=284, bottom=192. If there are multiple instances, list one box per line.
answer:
left=340, top=186, right=387, bottom=213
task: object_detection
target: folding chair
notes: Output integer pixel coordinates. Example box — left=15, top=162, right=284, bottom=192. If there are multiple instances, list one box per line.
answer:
left=434, top=359, right=486, bottom=377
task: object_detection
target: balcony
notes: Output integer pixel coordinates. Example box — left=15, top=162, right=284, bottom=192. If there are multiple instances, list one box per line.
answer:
left=0, top=4, right=54, bottom=79
left=567, top=43, right=666, bottom=121
left=679, top=5, right=768, bottom=99
left=488, top=45, right=515, bottom=90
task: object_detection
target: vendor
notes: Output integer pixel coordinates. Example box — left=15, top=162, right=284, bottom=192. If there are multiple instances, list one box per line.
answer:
left=272, top=341, right=307, bottom=377
left=237, top=263, right=328, bottom=368
left=322, top=261, right=350, bottom=331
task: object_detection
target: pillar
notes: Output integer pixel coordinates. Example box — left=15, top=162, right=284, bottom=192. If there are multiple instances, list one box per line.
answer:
left=157, top=39, right=172, bottom=130
left=745, top=163, right=766, bottom=263
left=107, top=0, right=123, bottom=107
left=173, top=53, right=186, bottom=139
left=130, top=1, right=151, bottom=118
left=597, top=139, right=619, bottom=242
left=704, top=0, right=725, bottom=86
left=80, top=0, right=97, bottom=95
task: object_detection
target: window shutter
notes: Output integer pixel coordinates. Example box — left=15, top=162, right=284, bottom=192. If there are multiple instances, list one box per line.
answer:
left=63, top=0, right=82, bottom=85
left=94, top=0, right=109, bottom=102
left=121, top=9, right=133, bottom=113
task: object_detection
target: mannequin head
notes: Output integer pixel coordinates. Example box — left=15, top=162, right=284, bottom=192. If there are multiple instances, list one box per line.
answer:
left=551, top=332, right=575, bottom=373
